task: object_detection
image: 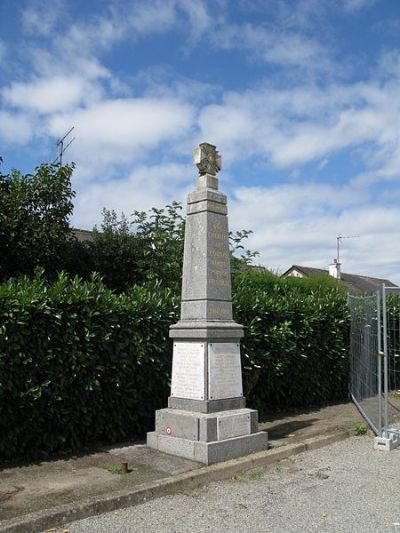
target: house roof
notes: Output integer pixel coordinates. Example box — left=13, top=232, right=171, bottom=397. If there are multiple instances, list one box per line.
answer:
left=72, top=228, right=94, bottom=242
left=282, top=264, right=398, bottom=293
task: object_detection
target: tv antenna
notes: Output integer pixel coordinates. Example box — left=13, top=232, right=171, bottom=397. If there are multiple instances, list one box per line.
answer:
left=55, top=126, right=75, bottom=165
left=336, top=234, right=360, bottom=264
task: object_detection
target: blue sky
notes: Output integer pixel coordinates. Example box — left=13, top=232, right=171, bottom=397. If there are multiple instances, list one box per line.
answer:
left=1, top=0, right=400, bottom=282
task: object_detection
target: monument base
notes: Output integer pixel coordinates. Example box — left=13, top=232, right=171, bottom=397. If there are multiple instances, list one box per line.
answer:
left=147, top=430, right=268, bottom=465
left=146, top=407, right=268, bottom=465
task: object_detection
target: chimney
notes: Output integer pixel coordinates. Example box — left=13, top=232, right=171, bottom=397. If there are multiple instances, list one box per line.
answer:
left=329, top=258, right=341, bottom=280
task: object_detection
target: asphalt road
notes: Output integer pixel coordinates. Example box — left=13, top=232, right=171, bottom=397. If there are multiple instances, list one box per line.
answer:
left=53, top=436, right=400, bottom=532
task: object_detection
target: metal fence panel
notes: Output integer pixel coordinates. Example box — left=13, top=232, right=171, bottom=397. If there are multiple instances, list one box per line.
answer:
left=349, top=292, right=382, bottom=435
left=383, top=287, right=400, bottom=435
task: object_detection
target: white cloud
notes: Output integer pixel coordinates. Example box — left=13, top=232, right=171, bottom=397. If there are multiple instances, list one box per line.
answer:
left=176, top=0, right=212, bottom=42
left=341, top=0, right=376, bottom=12
left=49, top=0, right=207, bottom=65
left=2, top=76, right=102, bottom=114
left=47, top=97, right=195, bottom=171
left=1, top=0, right=398, bottom=286
left=198, top=69, right=400, bottom=174
left=0, top=40, right=6, bottom=64
left=0, top=111, right=35, bottom=144
left=213, top=23, right=331, bottom=71
left=21, top=0, right=65, bottom=36
left=272, top=107, right=388, bottom=167
left=126, top=0, right=180, bottom=37
left=21, top=0, right=332, bottom=78
left=229, top=181, right=400, bottom=283
left=71, top=162, right=191, bottom=229
left=8, top=0, right=203, bottom=123
left=132, top=66, right=220, bottom=105
left=318, top=158, right=329, bottom=170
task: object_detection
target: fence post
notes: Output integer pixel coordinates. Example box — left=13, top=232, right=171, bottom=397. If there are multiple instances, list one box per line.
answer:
left=382, top=283, right=389, bottom=436
left=377, top=289, right=382, bottom=437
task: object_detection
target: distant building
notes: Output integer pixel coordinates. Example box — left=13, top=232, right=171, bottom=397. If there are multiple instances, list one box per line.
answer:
left=282, top=261, right=398, bottom=293
left=72, top=228, right=94, bottom=242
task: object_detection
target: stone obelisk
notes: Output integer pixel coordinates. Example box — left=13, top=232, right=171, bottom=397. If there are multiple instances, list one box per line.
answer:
left=147, top=143, right=268, bottom=464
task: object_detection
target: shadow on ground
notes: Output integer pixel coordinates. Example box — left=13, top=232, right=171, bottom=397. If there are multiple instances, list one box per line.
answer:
left=0, top=401, right=362, bottom=525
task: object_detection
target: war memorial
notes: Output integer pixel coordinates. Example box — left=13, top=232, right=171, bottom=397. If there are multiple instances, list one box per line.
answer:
left=147, top=143, right=268, bottom=464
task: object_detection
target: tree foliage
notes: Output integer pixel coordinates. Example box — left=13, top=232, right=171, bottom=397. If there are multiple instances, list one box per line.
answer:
left=233, top=269, right=350, bottom=414
left=0, top=163, right=75, bottom=281
left=0, top=271, right=178, bottom=460
left=0, top=158, right=257, bottom=291
left=131, top=202, right=186, bottom=287
left=79, top=202, right=255, bottom=292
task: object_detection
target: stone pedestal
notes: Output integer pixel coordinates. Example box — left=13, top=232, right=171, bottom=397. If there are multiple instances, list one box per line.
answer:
left=147, top=143, right=267, bottom=464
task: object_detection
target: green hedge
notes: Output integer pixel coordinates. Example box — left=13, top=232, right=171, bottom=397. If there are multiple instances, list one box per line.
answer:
left=0, top=272, right=178, bottom=460
left=0, top=270, right=350, bottom=461
left=234, top=270, right=350, bottom=414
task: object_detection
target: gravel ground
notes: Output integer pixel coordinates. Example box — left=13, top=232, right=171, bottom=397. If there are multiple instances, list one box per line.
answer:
left=52, top=436, right=400, bottom=533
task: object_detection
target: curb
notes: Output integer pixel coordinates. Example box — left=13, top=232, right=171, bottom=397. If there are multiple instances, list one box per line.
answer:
left=0, top=429, right=352, bottom=533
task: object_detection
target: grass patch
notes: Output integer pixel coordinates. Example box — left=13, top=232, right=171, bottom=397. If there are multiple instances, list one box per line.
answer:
left=354, top=422, right=368, bottom=436
left=106, top=464, right=128, bottom=475
left=249, top=469, right=264, bottom=481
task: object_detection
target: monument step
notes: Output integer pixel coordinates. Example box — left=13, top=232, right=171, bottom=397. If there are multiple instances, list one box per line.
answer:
left=147, top=431, right=268, bottom=465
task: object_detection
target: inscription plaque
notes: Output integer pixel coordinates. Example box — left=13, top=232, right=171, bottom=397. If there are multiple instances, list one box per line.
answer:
left=208, top=343, right=243, bottom=400
left=171, top=342, right=205, bottom=400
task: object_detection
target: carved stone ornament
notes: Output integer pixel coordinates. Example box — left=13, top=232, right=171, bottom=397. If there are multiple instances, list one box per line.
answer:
left=193, top=142, right=222, bottom=176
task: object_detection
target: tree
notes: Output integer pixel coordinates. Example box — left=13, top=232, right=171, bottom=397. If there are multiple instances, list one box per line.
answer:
left=0, top=154, right=258, bottom=289
left=84, top=202, right=185, bottom=292
left=131, top=201, right=185, bottom=289
left=229, top=229, right=260, bottom=278
left=0, top=163, right=75, bottom=280
left=84, top=209, right=143, bottom=292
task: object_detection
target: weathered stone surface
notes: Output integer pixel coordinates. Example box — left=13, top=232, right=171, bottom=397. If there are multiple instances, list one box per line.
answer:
left=217, top=411, right=251, bottom=440
left=199, top=415, right=217, bottom=442
left=148, top=432, right=197, bottom=460
left=168, top=396, right=246, bottom=414
left=154, top=408, right=256, bottom=443
left=193, top=143, right=221, bottom=176
left=187, top=189, right=227, bottom=216
left=148, top=431, right=268, bottom=465
left=171, top=170, right=243, bottom=341
left=156, top=409, right=199, bottom=441
left=179, top=210, right=232, bottom=306
left=147, top=143, right=267, bottom=464
left=169, top=323, right=244, bottom=339
left=196, top=173, right=218, bottom=190
left=205, top=432, right=268, bottom=464
left=180, top=301, right=233, bottom=322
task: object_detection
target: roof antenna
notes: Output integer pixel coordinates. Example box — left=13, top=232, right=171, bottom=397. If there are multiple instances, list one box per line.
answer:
left=55, top=126, right=75, bottom=166
left=336, top=234, right=360, bottom=265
